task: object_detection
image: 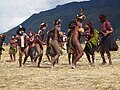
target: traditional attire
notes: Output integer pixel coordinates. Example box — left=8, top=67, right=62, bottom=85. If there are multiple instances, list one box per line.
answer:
left=84, top=28, right=99, bottom=54
left=98, top=20, right=118, bottom=53
left=67, top=29, right=74, bottom=54
left=46, top=30, right=55, bottom=57
left=9, top=39, right=17, bottom=55
left=0, top=36, right=5, bottom=55
left=28, top=33, right=36, bottom=57
left=35, top=29, right=45, bottom=54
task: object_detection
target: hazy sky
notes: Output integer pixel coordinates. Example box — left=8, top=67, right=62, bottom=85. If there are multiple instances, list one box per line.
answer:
left=0, top=0, right=89, bottom=33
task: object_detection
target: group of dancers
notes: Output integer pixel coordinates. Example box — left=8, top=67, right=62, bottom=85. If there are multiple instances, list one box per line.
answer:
left=7, top=9, right=118, bottom=69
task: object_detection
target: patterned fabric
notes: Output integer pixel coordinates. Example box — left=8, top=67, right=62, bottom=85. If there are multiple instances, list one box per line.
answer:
left=98, top=35, right=118, bottom=53
left=29, top=36, right=35, bottom=48
left=28, top=46, right=36, bottom=56
left=100, top=20, right=112, bottom=33
left=67, top=29, right=74, bottom=54
left=98, top=20, right=118, bottom=52
left=88, top=29, right=99, bottom=46
left=9, top=46, right=17, bottom=54
left=84, top=29, right=99, bottom=53
left=10, top=39, right=17, bottom=47
left=17, top=33, right=28, bottom=48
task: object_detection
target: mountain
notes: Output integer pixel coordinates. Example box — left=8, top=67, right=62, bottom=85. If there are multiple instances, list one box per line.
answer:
left=4, top=0, right=120, bottom=43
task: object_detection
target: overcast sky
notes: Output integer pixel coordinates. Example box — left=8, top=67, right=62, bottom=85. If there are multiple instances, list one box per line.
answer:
left=0, top=0, right=89, bottom=33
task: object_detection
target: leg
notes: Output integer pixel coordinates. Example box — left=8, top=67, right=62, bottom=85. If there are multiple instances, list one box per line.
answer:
left=10, top=54, right=13, bottom=61
left=100, top=52, right=106, bottom=64
left=106, top=52, right=112, bottom=65
left=19, top=50, right=23, bottom=67
left=72, top=44, right=84, bottom=67
left=23, top=47, right=29, bottom=65
left=35, top=43, right=41, bottom=62
left=72, top=54, right=75, bottom=64
left=68, top=53, right=71, bottom=64
left=34, top=55, right=38, bottom=63
left=56, top=58, right=59, bottom=64
left=85, top=52, right=91, bottom=64
left=30, top=56, right=34, bottom=64
left=23, top=55, right=28, bottom=65
left=51, top=56, right=56, bottom=69
left=46, top=54, right=51, bottom=62
left=72, top=53, right=76, bottom=64
left=13, top=54, right=16, bottom=61
left=46, top=47, right=51, bottom=62
left=51, top=40, right=60, bottom=67
left=37, top=54, right=43, bottom=67
left=0, top=50, right=2, bottom=60
left=91, top=52, right=95, bottom=64
left=37, top=45, right=43, bottom=67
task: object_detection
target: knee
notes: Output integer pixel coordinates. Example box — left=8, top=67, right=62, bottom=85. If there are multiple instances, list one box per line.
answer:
left=58, top=52, right=60, bottom=56
left=106, top=52, right=110, bottom=55
left=106, top=52, right=111, bottom=56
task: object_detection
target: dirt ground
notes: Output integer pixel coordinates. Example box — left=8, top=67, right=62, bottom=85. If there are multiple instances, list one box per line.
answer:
left=0, top=42, right=120, bottom=90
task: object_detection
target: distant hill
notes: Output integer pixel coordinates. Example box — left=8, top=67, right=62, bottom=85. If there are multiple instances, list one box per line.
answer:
left=4, top=0, right=120, bottom=43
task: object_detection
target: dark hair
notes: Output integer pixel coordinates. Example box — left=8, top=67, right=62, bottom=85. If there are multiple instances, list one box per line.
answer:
left=40, top=23, right=47, bottom=30
left=54, top=19, right=62, bottom=25
left=16, top=27, right=25, bottom=35
left=86, top=22, right=92, bottom=28
left=99, top=14, right=107, bottom=21
left=68, top=20, right=77, bottom=29
left=76, top=14, right=86, bottom=23
left=76, top=16, right=83, bottom=23
left=86, top=22, right=94, bottom=34
left=12, top=34, right=16, bottom=37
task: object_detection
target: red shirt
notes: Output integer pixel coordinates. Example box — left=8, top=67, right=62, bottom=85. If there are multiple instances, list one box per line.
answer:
left=100, top=20, right=113, bottom=32
left=10, top=39, right=17, bottom=47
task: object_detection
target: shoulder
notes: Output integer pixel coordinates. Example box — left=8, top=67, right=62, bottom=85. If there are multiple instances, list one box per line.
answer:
left=105, top=20, right=111, bottom=25
left=35, top=34, right=39, bottom=37
left=38, top=29, right=42, bottom=34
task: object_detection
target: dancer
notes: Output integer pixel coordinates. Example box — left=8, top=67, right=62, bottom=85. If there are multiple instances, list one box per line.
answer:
left=9, top=35, right=17, bottom=61
left=98, top=14, right=118, bottom=65
left=48, top=19, right=61, bottom=68
left=34, top=23, right=47, bottom=67
left=16, top=25, right=28, bottom=67
left=84, top=22, right=99, bottom=64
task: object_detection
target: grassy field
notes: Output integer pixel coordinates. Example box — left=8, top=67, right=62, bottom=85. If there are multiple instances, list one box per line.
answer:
left=0, top=41, right=120, bottom=90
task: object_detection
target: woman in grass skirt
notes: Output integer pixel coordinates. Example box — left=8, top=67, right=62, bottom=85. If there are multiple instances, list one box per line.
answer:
left=9, top=35, right=17, bottom=61
left=84, top=22, right=99, bottom=64
left=98, top=14, right=118, bottom=65
left=67, top=21, right=75, bottom=65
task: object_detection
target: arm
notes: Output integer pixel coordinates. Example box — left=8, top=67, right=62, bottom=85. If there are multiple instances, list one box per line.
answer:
left=36, top=35, right=46, bottom=45
left=102, top=22, right=113, bottom=37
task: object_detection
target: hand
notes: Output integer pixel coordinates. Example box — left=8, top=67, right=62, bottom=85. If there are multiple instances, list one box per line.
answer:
left=104, top=31, right=110, bottom=37
left=42, top=42, right=46, bottom=45
left=103, top=33, right=108, bottom=37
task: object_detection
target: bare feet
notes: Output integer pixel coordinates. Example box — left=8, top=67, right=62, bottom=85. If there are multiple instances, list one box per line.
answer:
left=109, top=62, right=112, bottom=65
left=71, top=63, right=76, bottom=69
left=37, top=65, right=40, bottom=68
left=101, top=62, right=107, bottom=65
left=50, top=65, right=55, bottom=69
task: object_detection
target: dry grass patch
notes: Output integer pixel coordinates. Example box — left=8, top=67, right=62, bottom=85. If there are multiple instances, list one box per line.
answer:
left=0, top=41, right=119, bottom=90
